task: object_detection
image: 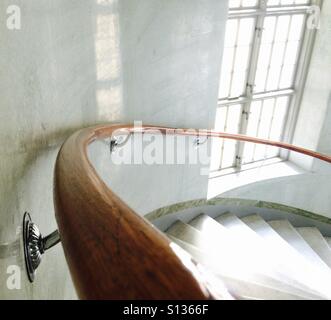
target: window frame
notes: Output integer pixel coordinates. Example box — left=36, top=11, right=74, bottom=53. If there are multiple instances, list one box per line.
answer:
left=213, top=0, right=321, bottom=172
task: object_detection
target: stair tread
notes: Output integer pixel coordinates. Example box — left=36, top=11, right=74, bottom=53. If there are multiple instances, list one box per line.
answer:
left=296, top=227, right=331, bottom=268
left=326, top=237, right=331, bottom=248
left=216, top=213, right=331, bottom=298
left=240, top=214, right=331, bottom=298
left=216, top=213, right=267, bottom=241
left=268, top=220, right=331, bottom=273
left=167, top=217, right=324, bottom=299
left=164, top=209, right=331, bottom=300
left=167, top=235, right=235, bottom=300
left=166, top=220, right=212, bottom=249
left=168, top=235, right=313, bottom=300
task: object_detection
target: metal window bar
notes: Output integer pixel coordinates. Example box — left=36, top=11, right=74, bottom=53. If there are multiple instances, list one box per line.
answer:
left=276, top=15, right=294, bottom=90
left=227, top=19, right=242, bottom=99
left=263, top=16, right=282, bottom=93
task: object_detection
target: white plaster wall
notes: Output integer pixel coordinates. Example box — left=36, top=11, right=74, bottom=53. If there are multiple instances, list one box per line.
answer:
left=291, top=1, right=331, bottom=172
left=220, top=173, right=331, bottom=219
left=0, top=0, right=228, bottom=299
left=119, top=0, right=227, bottom=129
left=88, top=134, right=212, bottom=216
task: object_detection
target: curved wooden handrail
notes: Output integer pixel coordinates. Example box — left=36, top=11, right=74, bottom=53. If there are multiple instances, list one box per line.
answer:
left=54, top=124, right=331, bottom=300
left=127, top=126, right=331, bottom=164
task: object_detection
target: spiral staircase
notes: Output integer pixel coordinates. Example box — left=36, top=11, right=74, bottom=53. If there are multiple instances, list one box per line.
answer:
left=29, top=123, right=331, bottom=300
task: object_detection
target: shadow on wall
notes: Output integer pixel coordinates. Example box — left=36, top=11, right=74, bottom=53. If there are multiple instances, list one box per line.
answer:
left=313, top=92, right=331, bottom=173
left=0, top=0, right=124, bottom=299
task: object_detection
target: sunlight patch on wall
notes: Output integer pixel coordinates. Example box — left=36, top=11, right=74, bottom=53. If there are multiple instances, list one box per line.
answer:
left=95, top=0, right=123, bottom=120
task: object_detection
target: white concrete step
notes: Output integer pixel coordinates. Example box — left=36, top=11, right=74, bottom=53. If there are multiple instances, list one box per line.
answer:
left=167, top=235, right=234, bottom=300
left=189, top=214, right=282, bottom=278
left=167, top=218, right=321, bottom=299
left=241, top=214, right=331, bottom=298
left=325, top=237, right=331, bottom=249
left=166, top=219, right=258, bottom=275
left=268, top=220, right=331, bottom=274
left=296, top=227, right=331, bottom=268
left=215, top=213, right=326, bottom=299
left=168, top=235, right=308, bottom=300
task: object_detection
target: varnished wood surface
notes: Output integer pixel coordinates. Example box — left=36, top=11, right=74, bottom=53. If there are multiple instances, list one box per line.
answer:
left=127, top=126, right=331, bottom=164
left=54, top=124, right=217, bottom=300
left=54, top=124, right=331, bottom=300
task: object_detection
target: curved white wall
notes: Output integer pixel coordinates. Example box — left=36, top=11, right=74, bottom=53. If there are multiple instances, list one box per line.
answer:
left=0, top=0, right=228, bottom=299
left=221, top=173, right=331, bottom=219
left=291, top=1, right=331, bottom=173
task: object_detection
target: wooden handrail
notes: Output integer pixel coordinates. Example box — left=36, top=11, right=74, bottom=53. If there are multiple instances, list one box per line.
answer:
left=128, top=126, right=331, bottom=164
left=54, top=124, right=331, bottom=300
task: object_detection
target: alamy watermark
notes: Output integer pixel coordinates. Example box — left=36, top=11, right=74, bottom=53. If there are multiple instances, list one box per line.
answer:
left=2, top=3, right=322, bottom=31
left=109, top=121, right=213, bottom=175
left=6, top=265, right=21, bottom=290
left=307, top=5, right=321, bottom=30
left=6, top=4, right=21, bottom=30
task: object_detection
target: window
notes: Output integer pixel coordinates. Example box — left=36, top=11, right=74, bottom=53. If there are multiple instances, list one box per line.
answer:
left=211, top=0, right=316, bottom=172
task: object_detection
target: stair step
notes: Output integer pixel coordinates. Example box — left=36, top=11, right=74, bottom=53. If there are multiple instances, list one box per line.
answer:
left=166, top=219, right=253, bottom=269
left=168, top=235, right=309, bottom=300
left=268, top=220, right=331, bottom=273
left=216, top=213, right=269, bottom=243
left=215, top=213, right=327, bottom=299
left=296, top=227, right=331, bottom=268
left=189, top=214, right=279, bottom=275
left=168, top=217, right=322, bottom=299
left=166, top=220, right=212, bottom=249
left=326, top=237, right=331, bottom=248
left=167, top=235, right=235, bottom=300
left=241, top=214, right=331, bottom=298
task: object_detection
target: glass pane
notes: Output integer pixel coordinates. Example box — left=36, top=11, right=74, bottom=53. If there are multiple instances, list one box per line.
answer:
left=221, top=105, right=242, bottom=168
left=219, top=72, right=232, bottom=99
left=267, top=0, right=310, bottom=5
left=243, top=100, right=262, bottom=164
left=230, top=71, right=248, bottom=97
left=294, top=0, right=310, bottom=4
left=224, top=19, right=238, bottom=48
left=237, top=18, right=255, bottom=46
left=241, top=0, right=259, bottom=6
left=212, top=104, right=243, bottom=170
left=266, top=66, right=282, bottom=91
left=254, top=67, right=268, bottom=93
left=274, top=15, right=291, bottom=43
left=258, top=99, right=275, bottom=138
left=210, top=107, right=228, bottom=171
left=261, top=17, right=277, bottom=44
left=266, top=96, right=290, bottom=157
left=267, top=0, right=280, bottom=5
left=254, top=99, right=275, bottom=161
left=229, top=0, right=258, bottom=8
left=279, top=64, right=296, bottom=88
left=229, top=0, right=241, bottom=8
left=289, top=15, right=305, bottom=41
left=243, top=96, right=290, bottom=164
left=254, top=13, right=305, bottom=92
left=219, top=18, right=255, bottom=99
left=280, top=0, right=295, bottom=5
left=283, top=41, right=300, bottom=66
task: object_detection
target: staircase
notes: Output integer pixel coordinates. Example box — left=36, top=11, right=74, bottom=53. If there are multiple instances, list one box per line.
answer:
left=165, top=212, right=331, bottom=300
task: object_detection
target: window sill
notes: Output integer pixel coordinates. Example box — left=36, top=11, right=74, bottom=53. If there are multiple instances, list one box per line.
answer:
left=207, top=158, right=305, bottom=199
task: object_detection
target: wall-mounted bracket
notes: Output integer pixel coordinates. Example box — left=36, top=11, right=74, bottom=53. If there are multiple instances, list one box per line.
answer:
left=193, top=136, right=208, bottom=148
left=23, top=212, right=61, bottom=282
left=109, top=133, right=132, bottom=153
